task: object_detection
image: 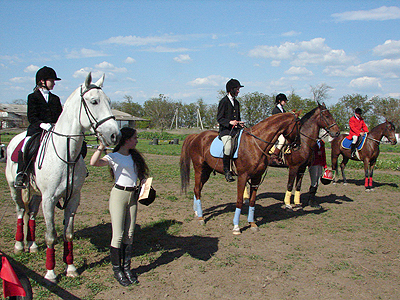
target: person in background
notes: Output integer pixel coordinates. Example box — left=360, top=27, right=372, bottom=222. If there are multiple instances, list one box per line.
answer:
left=307, top=137, right=327, bottom=209
left=270, top=93, right=288, bottom=166
left=217, top=78, right=245, bottom=182
left=90, top=127, right=148, bottom=286
left=347, top=107, right=369, bottom=157
left=15, top=66, right=62, bottom=188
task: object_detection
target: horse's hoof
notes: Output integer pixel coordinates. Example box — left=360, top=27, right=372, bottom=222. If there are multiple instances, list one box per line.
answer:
left=369, top=188, right=374, bottom=192
left=28, top=241, right=38, bottom=253
left=365, top=189, right=370, bottom=192
left=343, top=183, right=348, bottom=186
left=292, top=204, right=303, bottom=212
left=194, top=211, right=198, bottom=217
left=232, top=225, right=241, bottom=235
left=14, top=242, right=24, bottom=255
left=66, top=265, right=79, bottom=277
left=198, top=217, right=205, bottom=225
left=282, top=204, right=293, bottom=211
left=45, top=270, right=57, bottom=283
left=249, top=222, right=259, bottom=232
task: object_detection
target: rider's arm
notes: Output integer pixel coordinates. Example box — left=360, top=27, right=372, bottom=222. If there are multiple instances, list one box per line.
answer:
left=90, top=143, right=109, bottom=167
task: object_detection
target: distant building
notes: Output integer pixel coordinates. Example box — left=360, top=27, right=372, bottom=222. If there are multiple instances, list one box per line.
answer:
left=0, top=104, right=28, bottom=129
left=0, top=104, right=147, bottom=130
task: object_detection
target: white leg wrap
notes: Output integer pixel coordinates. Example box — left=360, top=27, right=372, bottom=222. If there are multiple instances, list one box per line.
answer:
left=233, top=208, right=241, bottom=226
left=247, top=206, right=255, bottom=223
left=193, top=197, right=203, bottom=218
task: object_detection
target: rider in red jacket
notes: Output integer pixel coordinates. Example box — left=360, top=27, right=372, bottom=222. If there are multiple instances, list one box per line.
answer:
left=346, top=108, right=369, bottom=157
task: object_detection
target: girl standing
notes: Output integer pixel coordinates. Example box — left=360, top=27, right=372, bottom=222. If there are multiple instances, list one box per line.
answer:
left=90, top=127, right=149, bottom=286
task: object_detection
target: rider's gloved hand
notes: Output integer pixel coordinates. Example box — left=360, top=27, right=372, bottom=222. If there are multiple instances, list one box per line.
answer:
left=40, top=123, right=52, bottom=131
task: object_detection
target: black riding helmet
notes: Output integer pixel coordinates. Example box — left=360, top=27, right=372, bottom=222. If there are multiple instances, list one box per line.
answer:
left=36, top=66, right=61, bottom=85
left=355, top=107, right=363, bottom=115
left=226, top=79, right=244, bottom=93
left=275, top=93, right=288, bottom=104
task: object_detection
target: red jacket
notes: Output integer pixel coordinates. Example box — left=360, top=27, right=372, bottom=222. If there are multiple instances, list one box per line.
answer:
left=347, top=115, right=368, bottom=140
left=311, top=140, right=327, bottom=167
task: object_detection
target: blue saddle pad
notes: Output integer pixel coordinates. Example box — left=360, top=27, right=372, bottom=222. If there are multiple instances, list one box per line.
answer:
left=341, top=134, right=367, bottom=150
left=210, top=130, right=243, bottom=158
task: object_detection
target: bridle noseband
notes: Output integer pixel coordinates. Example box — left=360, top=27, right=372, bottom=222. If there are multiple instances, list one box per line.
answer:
left=80, top=86, right=116, bottom=132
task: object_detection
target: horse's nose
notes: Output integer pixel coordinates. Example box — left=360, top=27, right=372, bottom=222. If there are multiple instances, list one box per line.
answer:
left=111, top=132, right=121, bottom=145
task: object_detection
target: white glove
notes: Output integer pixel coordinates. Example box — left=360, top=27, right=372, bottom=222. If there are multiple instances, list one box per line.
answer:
left=40, top=123, right=52, bottom=131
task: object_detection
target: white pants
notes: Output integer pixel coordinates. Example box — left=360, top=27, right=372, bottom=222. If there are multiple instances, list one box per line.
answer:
left=276, top=134, right=285, bottom=150
left=109, top=187, right=138, bottom=248
left=221, top=135, right=232, bottom=156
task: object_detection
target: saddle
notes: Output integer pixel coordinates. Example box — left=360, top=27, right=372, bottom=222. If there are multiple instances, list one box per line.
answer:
left=11, top=133, right=42, bottom=172
left=210, top=130, right=243, bottom=158
left=341, top=134, right=367, bottom=150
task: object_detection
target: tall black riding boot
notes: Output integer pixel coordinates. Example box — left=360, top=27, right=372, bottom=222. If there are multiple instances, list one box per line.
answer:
left=110, top=246, right=131, bottom=286
left=308, top=186, right=320, bottom=209
left=15, top=150, right=27, bottom=188
left=223, top=155, right=234, bottom=182
left=122, top=243, right=139, bottom=284
left=350, top=143, right=356, bottom=157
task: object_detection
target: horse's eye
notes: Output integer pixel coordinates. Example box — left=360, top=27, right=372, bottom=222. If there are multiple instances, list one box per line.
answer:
left=90, top=99, right=99, bottom=105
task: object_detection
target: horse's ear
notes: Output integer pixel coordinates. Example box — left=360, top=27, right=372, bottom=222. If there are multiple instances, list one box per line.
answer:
left=85, top=72, right=92, bottom=88
left=296, top=109, right=302, bottom=117
left=95, top=73, right=105, bottom=88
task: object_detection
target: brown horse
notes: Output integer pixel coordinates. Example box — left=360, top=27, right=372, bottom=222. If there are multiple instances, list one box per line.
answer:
left=331, top=120, right=397, bottom=190
left=277, top=103, right=340, bottom=210
left=180, top=111, right=301, bottom=235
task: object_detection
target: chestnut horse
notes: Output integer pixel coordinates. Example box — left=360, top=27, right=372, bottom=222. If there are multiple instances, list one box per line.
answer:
left=278, top=103, right=340, bottom=209
left=331, top=120, right=397, bottom=190
left=180, top=111, right=301, bottom=235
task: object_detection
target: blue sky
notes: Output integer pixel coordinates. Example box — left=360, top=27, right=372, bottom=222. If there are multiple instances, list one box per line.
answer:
left=1, top=0, right=400, bottom=106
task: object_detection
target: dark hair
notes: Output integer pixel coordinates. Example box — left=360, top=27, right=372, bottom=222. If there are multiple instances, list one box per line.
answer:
left=110, top=127, right=149, bottom=181
left=355, top=107, right=362, bottom=115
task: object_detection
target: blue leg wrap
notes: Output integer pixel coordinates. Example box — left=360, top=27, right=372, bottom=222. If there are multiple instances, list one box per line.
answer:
left=233, top=208, right=241, bottom=226
left=248, top=206, right=255, bottom=223
left=193, top=196, right=203, bottom=217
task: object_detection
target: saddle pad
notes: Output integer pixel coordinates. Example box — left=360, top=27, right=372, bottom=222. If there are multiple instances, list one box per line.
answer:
left=341, top=134, right=367, bottom=150
left=210, top=130, right=243, bottom=158
left=11, top=139, right=24, bottom=162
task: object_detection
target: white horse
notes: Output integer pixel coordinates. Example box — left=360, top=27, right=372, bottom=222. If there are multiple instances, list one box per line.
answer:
left=5, top=72, right=120, bottom=283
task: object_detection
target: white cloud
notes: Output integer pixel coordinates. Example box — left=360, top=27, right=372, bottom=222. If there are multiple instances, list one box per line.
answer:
left=73, top=68, right=103, bottom=79
left=271, top=60, right=281, bottom=67
left=282, top=31, right=301, bottom=37
left=24, top=65, right=39, bottom=73
left=124, top=57, right=136, bottom=64
left=332, top=6, right=400, bottom=22
left=10, top=76, right=33, bottom=84
left=188, top=75, right=227, bottom=87
left=146, top=46, right=190, bottom=53
left=248, top=38, right=354, bottom=67
left=373, top=40, right=400, bottom=58
left=349, top=76, right=382, bottom=90
left=174, top=54, right=191, bottom=63
left=101, top=34, right=180, bottom=46
left=285, top=66, right=313, bottom=76
left=95, top=61, right=127, bottom=73
left=66, top=48, right=107, bottom=59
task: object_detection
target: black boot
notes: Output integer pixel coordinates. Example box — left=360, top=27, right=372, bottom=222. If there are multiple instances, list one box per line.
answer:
left=308, top=186, right=321, bottom=209
left=350, top=143, right=356, bottom=157
left=223, top=155, right=234, bottom=182
left=110, top=246, right=131, bottom=286
left=15, top=151, right=27, bottom=189
left=122, top=243, right=139, bottom=284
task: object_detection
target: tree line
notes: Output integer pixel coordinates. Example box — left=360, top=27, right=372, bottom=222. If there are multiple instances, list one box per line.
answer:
left=112, top=84, right=400, bottom=132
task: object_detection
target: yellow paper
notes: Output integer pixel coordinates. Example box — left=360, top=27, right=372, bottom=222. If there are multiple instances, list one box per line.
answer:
left=139, top=177, right=152, bottom=200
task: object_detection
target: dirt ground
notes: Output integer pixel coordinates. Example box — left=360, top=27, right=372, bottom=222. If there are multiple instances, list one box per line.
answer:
left=1, top=153, right=400, bottom=300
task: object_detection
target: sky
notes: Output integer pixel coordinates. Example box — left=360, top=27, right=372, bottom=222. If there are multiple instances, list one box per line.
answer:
left=1, top=0, right=400, bottom=106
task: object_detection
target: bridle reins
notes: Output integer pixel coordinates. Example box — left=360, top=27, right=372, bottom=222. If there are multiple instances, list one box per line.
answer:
left=299, top=108, right=337, bottom=144
left=36, top=84, right=116, bottom=209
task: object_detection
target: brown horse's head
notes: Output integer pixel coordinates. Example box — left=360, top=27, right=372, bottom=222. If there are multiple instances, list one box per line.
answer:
left=282, top=110, right=302, bottom=143
left=317, top=103, right=340, bottom=138
left=384, top=120, right=397, bottom=145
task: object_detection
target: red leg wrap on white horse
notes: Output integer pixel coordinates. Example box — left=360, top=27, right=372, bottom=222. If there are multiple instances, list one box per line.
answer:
left=63, top=241, right=74, bottom=265
left=27, top=219, right=35, bottom=242
left=15, top=218, right=24, bottom=242
left=46, top=248, right=56, bottom=270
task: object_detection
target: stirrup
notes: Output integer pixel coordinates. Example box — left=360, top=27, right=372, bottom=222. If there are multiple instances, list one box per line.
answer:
left=14, top=172, right=28, bottom=189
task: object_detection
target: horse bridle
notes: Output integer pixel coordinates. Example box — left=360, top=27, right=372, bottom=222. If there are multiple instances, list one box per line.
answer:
left=80, top=85, right=116, bottom=133
left=319, top=108, right=338, bottom=137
